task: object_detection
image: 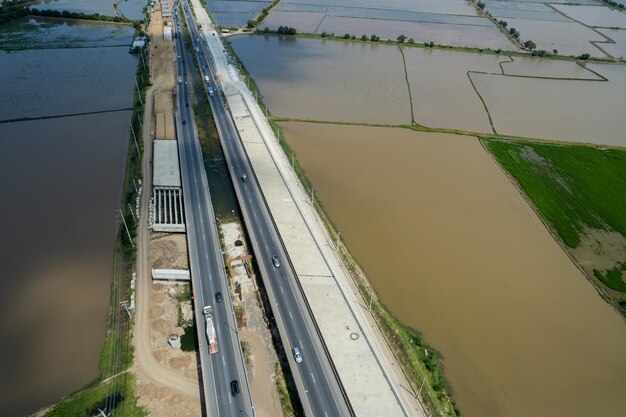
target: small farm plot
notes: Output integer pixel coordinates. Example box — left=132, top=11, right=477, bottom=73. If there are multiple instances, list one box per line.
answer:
left=551, top=4, right=626, bottom=29
left=207, top=0, right=272, bottom=27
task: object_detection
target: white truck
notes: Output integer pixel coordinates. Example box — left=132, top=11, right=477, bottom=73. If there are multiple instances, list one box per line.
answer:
left=204, top=75, right=209, bottom=83
left=203, top=306, right=218, bottom=354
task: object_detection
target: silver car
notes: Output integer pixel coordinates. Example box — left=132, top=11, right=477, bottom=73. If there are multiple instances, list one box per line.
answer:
left=292, top=347, right=303, bottom=363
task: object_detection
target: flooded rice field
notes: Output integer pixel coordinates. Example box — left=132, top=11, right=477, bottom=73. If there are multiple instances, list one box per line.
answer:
left=230, top=35, right=411, bottom=124
left=262, top=0, right=515, bottom=49
left=279, top=121, right=626, bottom=417
left=483, top=0, right=570, bottom=22
left=0, top=111, right=131, bottom=417
left=0, top=16, right=135, bottom=49
left=0, top=17, right=137, bottom=416
left=232, top=35, right=626, bottom=146
left=0, top=47, right=137, bottom=121
left=207, top=0, right=271, bottom=27
left=32, top=0, right=146, bottom=20
left=32, top=0, right=117, bottom=16
left=499, top=55, right=602, bottom=78
left=504, top=17, right=607, bottom=57
left=552, top=4, right=626, bottom=28
left=598, top=28, right=626, bottom=59
left=402, top=48, right=502, bottom=133
left=275, top=0, right=479, bottom=15
left=472, top=62, right=626, bottom=146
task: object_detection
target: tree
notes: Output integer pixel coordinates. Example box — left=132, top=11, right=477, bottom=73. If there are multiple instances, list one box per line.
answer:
left=397, top=34, right=407, bottom=43
left=579, top=53, right=591, bottom=60
left=361, top=34, right=368, bottom=41
left=343, top=33, right=351, bottom=39
left=499, top=20, right=507, bottom=28
left=370, top=34, right=380, bottom=42
left=246, top=20, right=255, bottom=28
left=321, top=31, right=328, bottom=38
left=477, top=1, right=486, bottom=10
left=407, top=38, right=415, bottom=44
left=429, top=41, right=434, bottom=47
left=524, top=40, right=536, bottom=50
left=553, top=49, right=558, bottom=54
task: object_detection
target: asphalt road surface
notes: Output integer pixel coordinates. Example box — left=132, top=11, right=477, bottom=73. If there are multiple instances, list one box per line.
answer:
left=179, top=3, right=354, bottom=416
left=173, top=19, right=255, bottom=417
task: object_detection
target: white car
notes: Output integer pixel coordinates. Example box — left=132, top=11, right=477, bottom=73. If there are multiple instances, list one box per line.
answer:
left=272, top=256, right=280, bottom=268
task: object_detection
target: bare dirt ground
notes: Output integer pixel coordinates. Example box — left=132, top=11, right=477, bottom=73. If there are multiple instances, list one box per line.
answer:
left=150, top=233, right=189, bottom=270
left=221, top=222, right=284, bottom=417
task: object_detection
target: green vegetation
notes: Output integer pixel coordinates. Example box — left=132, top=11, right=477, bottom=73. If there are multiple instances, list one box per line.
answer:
left=594, top=264, right=626, bottom=292
left=274, top=362, right=304, bottom=417
left=241, top=340, right=252, bottom=365
left=484, top=140, right=626, bottom=308
left=276, top=25, right=297, bottom=35
left=181, top=325, right=198, bottom=352
left=0, top=0, right=32, bottom=25
left=601, top=0, right=625, bottom=9
left=484, top=141, right=626, bottom=249
left=44, top=375, right=145, bottom=417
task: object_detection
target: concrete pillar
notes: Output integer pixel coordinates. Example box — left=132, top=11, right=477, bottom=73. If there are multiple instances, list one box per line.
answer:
left=174, top=190, right=180, bottom=224
left=157, top=189, right=162, bottom=223
left=168, top=189, right=173, bottom=224
left=178, top=190, right=184, bottom=223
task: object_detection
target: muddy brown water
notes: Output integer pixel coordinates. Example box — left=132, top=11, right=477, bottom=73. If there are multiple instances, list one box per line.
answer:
left=0, top=111, right=131, bottom=416
left=280, top=121, right=626, bottom=417
left=232, top=36, right=626, bottom=147
left=229, top=35, right=412, bottom=125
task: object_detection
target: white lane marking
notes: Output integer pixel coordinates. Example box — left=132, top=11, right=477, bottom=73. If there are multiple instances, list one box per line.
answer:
left=288, top=311, right=293, bottom=320
left=280, top=286, right=284, bottom=295
left=311, top=373, right=316, bottom=384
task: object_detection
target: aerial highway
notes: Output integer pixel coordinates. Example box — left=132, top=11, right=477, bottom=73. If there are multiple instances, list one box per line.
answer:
left=173, top=16, right=255, bottom=417
left=179, top=2, right=354, bottom=416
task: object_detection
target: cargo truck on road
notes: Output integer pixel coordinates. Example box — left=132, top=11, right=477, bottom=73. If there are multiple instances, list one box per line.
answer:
left=203, top=306, right=218, bottom=354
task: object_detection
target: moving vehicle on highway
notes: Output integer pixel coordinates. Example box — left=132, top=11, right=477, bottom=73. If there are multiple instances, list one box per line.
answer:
left=215, top=292, right=223, bottom=303
left=203, top=306, right=218, bottom=354
left=230, top=380, right=240, bottom=397
left=241, top=173, right=247, bottom=183
left=272, top=256, right=280, bottom=268
left=292, top=347, right=303, bottom=363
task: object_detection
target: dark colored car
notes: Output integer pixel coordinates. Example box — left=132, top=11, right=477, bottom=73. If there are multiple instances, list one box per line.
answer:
left=230, top=380, right=240, bottom=397
left=215, top=292, right=223, bottom=303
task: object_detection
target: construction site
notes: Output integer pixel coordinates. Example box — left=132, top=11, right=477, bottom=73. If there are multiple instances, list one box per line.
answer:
left=131, top=1, right=288, bottom=416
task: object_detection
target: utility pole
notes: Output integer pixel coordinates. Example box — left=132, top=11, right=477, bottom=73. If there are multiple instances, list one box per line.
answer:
left=116, top=209, right=134, bottom=247
left=128, top=203, right=136, bottom=222
left=130, top=124, right=141, bottom=155
left=135, top=79, right=143, bottom=106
